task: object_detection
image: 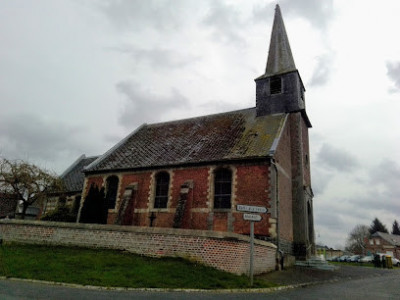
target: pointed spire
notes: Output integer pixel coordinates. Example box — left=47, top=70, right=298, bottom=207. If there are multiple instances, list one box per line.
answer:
left=264, top=5, right=296, bottom=76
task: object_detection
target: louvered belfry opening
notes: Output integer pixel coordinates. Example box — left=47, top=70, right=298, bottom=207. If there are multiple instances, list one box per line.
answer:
left=270, top=76, right=282, bottom=94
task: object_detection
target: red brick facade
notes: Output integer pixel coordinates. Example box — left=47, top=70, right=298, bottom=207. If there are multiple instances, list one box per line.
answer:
left=82, top=162, right=273, bottom=237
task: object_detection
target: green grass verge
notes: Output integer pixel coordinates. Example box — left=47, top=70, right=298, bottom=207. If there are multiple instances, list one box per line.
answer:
left=0, top=243, right=276, bottom=289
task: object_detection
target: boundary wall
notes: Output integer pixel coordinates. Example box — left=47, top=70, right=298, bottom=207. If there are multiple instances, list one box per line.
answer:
left=0, top=219, right=276, bottom=275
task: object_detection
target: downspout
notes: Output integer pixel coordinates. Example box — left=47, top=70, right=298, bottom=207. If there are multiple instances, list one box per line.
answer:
left=270, top=158, right=280, bottom=270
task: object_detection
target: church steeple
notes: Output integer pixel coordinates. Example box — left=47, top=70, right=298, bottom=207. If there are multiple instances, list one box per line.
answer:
left=255, top=5, right=309, bottom=126
left=265, top=4, right=296, bottom=77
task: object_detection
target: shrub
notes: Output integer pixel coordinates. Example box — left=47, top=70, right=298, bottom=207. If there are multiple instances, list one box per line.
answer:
left=41, top=205, right=76, bottom=223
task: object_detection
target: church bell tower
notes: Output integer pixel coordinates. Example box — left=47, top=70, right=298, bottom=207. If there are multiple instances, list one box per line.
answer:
left=257, top=5, right=314, bottom=260
left=255, top=5, right=307, bottom=119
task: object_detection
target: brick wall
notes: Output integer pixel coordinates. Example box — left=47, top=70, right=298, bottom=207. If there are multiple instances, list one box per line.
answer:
left=0, top=219, right=276, bottom=275
left=82, top=162, right=273, bottom=237
left=301, top=117, right=311, bottom=186
left=274, top=118, right=294, bottom=243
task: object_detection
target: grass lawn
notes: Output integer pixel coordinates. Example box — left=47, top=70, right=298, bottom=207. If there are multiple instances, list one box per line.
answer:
left=0, top=243, right=276, bottom=289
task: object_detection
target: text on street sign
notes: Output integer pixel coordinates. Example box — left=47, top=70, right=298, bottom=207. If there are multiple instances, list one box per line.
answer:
left=243, top=213, right=262, bottom=222
left=236, top=204, right=268, bottom=214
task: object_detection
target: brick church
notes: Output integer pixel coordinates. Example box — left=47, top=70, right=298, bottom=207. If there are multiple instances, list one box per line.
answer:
left=78, top=5, right=315, bottom=259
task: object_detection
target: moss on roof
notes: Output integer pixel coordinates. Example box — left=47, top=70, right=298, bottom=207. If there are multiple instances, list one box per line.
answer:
left=86, top=108, right=287, bottom=172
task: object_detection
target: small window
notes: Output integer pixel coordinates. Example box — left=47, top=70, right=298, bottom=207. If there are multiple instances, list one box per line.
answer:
left=375, top=239, right=380, bottom=245
left=270, top=76, right=282, bottom=94
left=369, top=239, right=374, bottom=245
left=154, top=172, right=170, bottom=209
left=105, top=176, right=119, bottom=209
left=214, top=168, right=232, bottom=209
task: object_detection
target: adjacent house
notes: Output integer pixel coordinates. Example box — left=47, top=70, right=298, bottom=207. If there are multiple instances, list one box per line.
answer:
left=78, top=5, right=315, bottom=259
left=42, top=155, right=99, bottom=215
left=366, top=232, right=400, bottom=259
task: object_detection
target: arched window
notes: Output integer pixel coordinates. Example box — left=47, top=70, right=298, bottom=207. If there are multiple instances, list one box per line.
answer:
left=154, top=172, right=170, bottom=209
left=214, top=168, right=232, bottom=209
left=105, top=176, right=119, bottom=209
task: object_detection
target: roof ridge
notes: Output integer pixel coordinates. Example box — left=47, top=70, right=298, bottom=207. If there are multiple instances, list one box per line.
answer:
left=375, top=231, right=400, bottom=245
left=269, top=114, right=288, bottom=156
left=147, top=107, right=256, bottom=127
left=60, top=154, right=86, bottom=178
left=84, top=124, right=147, bottom=172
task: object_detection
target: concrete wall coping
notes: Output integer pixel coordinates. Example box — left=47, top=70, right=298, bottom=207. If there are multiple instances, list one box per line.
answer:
left=0, top=219, right=276, bottom=248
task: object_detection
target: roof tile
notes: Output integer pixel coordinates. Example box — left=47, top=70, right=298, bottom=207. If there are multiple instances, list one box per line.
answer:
left=86, top=108, right=287, bottom=172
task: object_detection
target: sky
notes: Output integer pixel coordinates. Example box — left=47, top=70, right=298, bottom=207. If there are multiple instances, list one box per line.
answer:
left=0, top=0, right=399, bottom=249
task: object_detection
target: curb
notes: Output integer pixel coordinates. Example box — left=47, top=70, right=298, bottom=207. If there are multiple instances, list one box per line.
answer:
left=0, top=276, right=340, bottom=293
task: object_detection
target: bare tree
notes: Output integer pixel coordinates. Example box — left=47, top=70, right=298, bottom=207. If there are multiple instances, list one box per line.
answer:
left=345, top=224, right=369, bottom=254
left=0, top=158, right=62, bottom=219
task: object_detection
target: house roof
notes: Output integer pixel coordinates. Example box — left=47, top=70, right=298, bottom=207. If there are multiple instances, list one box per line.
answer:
left=85, top=108, right=287, bottom=173
left=372, top=232, right=400, bottom=246
left=61, top=155, right=99, bottom=192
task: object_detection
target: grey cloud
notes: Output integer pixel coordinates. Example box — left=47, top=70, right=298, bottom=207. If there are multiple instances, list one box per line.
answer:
left=369, top=159, right=400, bottom=186
left=386, top=61, right=400, bottom=92
left=103, top=133, right=124, bottom=146
left=114, top=46, right=200, bottom=70
left=117, top=81, right=190, bottom=128
left=197, top=100, right=242, bottom=116
left=318, top=189, right=399, bottom=243
left=311, top=167, right=331, bottom=196
left=314, top=200, right=370, bottom=248
left=314, top=159, right=400, bottom=248
left=314, top=205, right=360, bottom=248
left=317, top=143, right=359, bottom=172
left=314, top=208, right=342, bottom=229
left=251, top=3, right=274, bottom=24
left=253, top=0, right=334, bottom=29
left=351, top=189, right=400, bottom=214
left=0, top=114, right=96, bottom=172
left=202, top=0, right=247, bottom=46
left=309, top=54, right=333, bottom=87
left=368, top=159, right=400, bottom=205
left=98, top=0, right=186, bottom=32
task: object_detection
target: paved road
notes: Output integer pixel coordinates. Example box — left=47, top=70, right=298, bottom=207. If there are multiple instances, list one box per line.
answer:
left=1, top=272, right=399, bottom=300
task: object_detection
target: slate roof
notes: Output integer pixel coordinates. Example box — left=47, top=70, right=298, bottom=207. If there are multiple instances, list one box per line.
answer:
left=372, top=232, right=400, bottom=246
left=61, top=155, right=99, bottom=192
left=85, top=108, right=287, bottom=173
